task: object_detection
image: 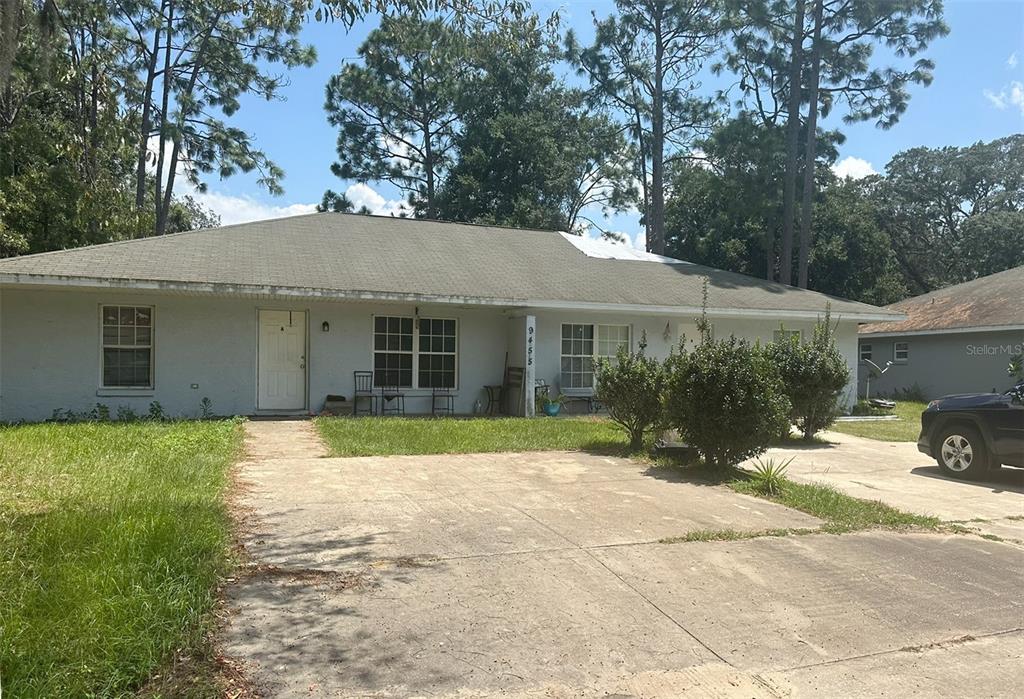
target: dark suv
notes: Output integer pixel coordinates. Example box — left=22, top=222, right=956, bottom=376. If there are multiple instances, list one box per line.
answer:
left=918, top=381, right=1024, bottom=479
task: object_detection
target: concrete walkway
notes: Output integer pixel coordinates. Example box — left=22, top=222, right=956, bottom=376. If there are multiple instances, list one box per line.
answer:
left=757, top=431, right=1024, bottom=541
left=222, top=422, right=1024, bottom=698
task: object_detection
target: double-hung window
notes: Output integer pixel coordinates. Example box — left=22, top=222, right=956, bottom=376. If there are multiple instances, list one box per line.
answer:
left=560, top=323, right=630, bottom=389
left=373, top=315, right=457, bottom=389
left=894, top=341, right=909, bottom=362
left=860, top=344, right=872, bottom=361
left=101, top=305, right=153, bottom=388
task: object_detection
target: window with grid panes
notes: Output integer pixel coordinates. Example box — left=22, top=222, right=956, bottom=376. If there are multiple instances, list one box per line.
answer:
left=101, top=306, right=153, bottom=388
left=373, top=316, right=414, bottom=387
left=560, top=324, right=630, bottom=388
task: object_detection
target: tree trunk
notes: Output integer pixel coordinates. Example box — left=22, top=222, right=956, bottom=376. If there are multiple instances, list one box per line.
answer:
left=0, top=0, right=23, bottom=95
left=797, top=0, right=823, bottom=289
left=779, top=0, right=805, bottom=285
left=135, top=4, right=164, bottom=215
left=648, top=14, right=666, bottom=255
left=153, top=1, right=174, bottom=234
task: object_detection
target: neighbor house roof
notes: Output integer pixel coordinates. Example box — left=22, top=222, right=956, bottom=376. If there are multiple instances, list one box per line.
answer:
left=0, top=213, right=900, bottom=321
left=860, top=265, right=1024, bottom=336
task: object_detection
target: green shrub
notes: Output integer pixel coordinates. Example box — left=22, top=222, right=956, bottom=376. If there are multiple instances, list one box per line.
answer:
left=891, top=382, right=928, bottom=402
left=595, top=333, right=667, bottom=450
left=664, top=333, right=790, bottom=469
left=766, top=313, right=850, bottom=440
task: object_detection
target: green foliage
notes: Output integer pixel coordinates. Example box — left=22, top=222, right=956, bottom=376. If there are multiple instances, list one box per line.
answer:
left=664, top=332, right=790, bottom=469
left=147, top=401, right=166, bottom=421
left=765, top=312, right=851, bottom=440
left=116, top=405, right=139, bottom=422
left=831, top=401, right=929, bottom=442
left=876, top=134, right=1024, bottom=293
left=199, top=397, right=214, bottom=420
left=749, top=456, right=793, bottom=497
left=0, top=420, right=242, bottom=696
left=1010, top=353, right=1023, bottom=381
left=594, top=333, right=667, bottom=450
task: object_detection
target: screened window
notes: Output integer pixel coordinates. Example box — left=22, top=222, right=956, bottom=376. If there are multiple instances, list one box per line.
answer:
left=373, top=315, right=457, bottom=389
left=894, top=342, right=909, bottom=362
left=561, top=323, right=630, bottom=389
left=860, top=344, right=872, bottom=361
left=773, top=329, right=801, bottom=343
left=101, top=305, right=153, bottom=388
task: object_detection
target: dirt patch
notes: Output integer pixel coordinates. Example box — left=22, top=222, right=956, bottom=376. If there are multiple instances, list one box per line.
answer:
left=242, top=419, right=329, bottom=460
left=241, top=563, right=374, bottom=593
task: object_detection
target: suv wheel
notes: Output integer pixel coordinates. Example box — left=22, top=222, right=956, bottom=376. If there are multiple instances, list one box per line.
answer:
left=936, top=425, right=989, bottom=479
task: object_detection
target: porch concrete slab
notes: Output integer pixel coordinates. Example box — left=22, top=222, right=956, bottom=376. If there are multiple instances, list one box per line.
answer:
left=761, top=630, right=1024, bottom=698
left=591, top=532, right=1024, bottom=673
left=753, top=431, right=1024, bottom=525
left=223, top=548, right=720, bottom=698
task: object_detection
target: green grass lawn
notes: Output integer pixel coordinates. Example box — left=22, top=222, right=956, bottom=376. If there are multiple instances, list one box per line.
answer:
left=829, top=401, right=928, bottom=442
left=314, top=416, right=629, bottom=457
left=0, top=419, right=243, bottom=698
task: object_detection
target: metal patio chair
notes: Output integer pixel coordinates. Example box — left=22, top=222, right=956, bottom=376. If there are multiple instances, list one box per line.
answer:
left=353, top=371, right=375, bottom=416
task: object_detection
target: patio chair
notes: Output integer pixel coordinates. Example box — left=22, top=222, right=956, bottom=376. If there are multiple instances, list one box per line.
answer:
left=432, top=386, right=454, bottom=416
left=379, top=384, right=406, bottom=415
left=353, top=371, right=374, bottom=416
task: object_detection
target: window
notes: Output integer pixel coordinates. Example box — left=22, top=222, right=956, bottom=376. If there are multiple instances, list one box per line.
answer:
left=860, top=344, right=872, bottom=361
left=560, top=323, right=630, bottom=389
left=101, top=305, right=153, bottom=388
left=894, top=341, right=909, bottom=362
left=418, top=318, right=457, bottom=388
left=773, top=329, right=801, bottom=343
left=373, top=315, right=457, bottom=388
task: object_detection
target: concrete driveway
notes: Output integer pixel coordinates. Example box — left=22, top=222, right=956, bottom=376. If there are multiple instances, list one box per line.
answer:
left=224, top=422, right=1024, bottom=698
left=758, top=431, right=1024, bottom=541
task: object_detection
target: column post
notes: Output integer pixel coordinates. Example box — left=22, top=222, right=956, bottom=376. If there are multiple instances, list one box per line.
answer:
left=524, top=314, right=536, bottom=416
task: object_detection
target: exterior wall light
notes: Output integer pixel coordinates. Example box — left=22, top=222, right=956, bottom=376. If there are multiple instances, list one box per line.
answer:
left=321, top=321, right=330, bottom=332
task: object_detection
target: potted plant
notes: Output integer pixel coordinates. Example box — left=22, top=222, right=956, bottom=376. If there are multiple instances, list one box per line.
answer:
left=538, top=389, right=566, bottom=416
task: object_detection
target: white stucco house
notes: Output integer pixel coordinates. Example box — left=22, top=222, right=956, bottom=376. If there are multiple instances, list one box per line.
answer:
left=0, top=213, right=901, bottom=421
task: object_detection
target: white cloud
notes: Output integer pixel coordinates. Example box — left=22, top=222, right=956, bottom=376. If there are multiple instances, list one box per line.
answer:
left=983, top=80, right=1024, bottom=115
left=832, top=156, right=877, bottom=180
left=188, top=188, right=316, bottom=226
left=1009, top=52, right=1019, bottom=69
left=344, top=182, right=409, bottom=217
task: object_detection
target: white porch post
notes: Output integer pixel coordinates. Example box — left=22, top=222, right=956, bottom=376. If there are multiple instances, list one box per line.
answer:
left=525, top=314, right=536, bottom=416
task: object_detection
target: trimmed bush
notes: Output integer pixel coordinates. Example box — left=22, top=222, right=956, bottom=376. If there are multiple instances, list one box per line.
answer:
left=595, top=334, right=667, bottom=450
left=665, top=333, right=790, bottom=469
left=766, top=314, right=851, bottom=440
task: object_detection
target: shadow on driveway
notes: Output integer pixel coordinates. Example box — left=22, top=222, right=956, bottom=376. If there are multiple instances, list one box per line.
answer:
left=910, top=465, right=1024, bottom=495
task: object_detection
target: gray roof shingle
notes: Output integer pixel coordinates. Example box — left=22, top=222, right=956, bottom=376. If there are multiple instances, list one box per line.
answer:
left=0, top=213, right=899, bottom=319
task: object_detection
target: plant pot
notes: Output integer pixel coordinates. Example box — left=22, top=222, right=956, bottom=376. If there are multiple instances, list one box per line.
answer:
left=542, top=403, right=561, bottom=417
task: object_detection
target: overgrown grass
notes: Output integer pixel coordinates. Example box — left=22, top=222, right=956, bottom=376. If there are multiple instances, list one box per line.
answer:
left=0, top=419, right=243, bottom=698
left=829, top=401, right=928, bottom=442
left=731, top=474, right=940, bottom=532
left=314, top=416, right=630, bottom=457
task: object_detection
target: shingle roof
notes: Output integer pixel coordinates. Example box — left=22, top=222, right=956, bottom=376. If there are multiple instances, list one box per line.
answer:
left=860, top=265, right=1024, bottom=335
left=0, top=212, right=898, bottom=319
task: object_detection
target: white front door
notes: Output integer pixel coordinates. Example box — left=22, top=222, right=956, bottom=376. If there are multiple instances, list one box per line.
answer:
left=258, top=310, right=307, bottom=411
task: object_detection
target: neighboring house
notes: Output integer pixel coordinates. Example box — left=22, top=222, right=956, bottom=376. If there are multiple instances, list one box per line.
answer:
left=858, top=265, right=1024, bottom=399
left=0, top=213, right=900, bottom=421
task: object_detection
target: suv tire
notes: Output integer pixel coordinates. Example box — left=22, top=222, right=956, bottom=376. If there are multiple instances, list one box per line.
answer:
left=935, top=424, right=989, bottom=479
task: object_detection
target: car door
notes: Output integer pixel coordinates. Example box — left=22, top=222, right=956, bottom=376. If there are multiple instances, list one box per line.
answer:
left=991, top=388, right=1024, bottom=466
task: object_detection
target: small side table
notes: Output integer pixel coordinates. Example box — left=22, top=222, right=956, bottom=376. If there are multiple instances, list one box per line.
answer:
left=484, top=385, right=503, bottom=415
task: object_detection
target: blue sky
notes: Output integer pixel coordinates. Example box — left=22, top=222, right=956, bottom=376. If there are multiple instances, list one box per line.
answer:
left=191, top=0, right=1024, bottom=245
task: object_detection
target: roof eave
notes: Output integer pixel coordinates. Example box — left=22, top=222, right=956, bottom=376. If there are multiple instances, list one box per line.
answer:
left=0, top=272, right=901, bottom=322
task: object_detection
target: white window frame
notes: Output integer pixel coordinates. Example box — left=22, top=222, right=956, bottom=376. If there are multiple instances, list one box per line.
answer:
left=773, top=329, right=802, bottom=343
left=893, top=341, right=909, bottom=363
left=99, top=304, right=155, bottom=390
left=371, top=315, right=459, bottom=390
left=860, top=344, right=872, bottom=361
left=560, top=323, right=631, bottom=389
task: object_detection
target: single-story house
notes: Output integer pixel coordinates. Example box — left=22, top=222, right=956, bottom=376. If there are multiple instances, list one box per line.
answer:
left=0, top=213, right=901, bottom=421
left=858, top=265, right=1024, bottom=399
